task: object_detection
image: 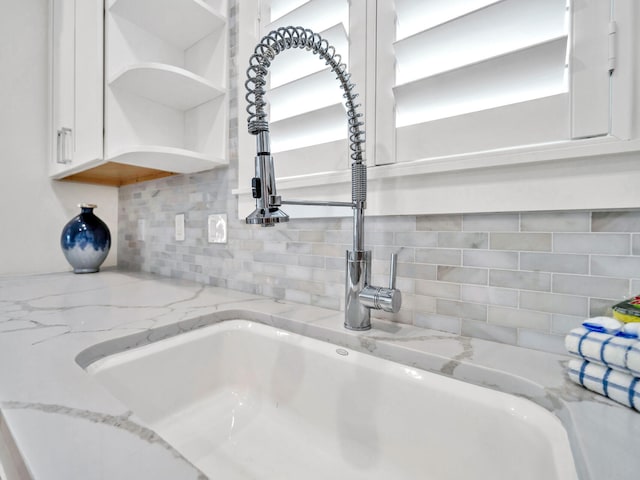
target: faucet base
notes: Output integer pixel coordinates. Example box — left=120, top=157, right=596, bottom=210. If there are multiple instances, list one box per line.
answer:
left=345, top=250, right=372, bottom=331
left=344, top=322, right=372, bottom=331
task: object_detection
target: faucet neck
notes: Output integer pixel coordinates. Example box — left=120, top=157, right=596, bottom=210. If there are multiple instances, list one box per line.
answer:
left=245, top=26, right=365, bottom=166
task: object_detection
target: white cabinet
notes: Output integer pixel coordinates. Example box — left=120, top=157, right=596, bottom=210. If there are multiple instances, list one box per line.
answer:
left=50, top=0, right=103, bottom=176
left=50, top=0, right=228, bottom=186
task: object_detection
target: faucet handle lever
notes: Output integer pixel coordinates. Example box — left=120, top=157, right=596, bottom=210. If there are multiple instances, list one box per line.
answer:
left=389, top=253, right=398, bottom=290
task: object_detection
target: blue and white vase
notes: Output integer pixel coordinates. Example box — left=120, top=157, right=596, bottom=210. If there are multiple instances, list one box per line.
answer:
left=60, top=204, right=111, bottom=273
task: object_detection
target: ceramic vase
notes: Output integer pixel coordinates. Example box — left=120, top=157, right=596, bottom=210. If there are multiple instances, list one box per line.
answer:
left=60, top=204, right=111, bottom=273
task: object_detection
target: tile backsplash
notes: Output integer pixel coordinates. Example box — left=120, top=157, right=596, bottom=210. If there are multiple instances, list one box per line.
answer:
left=117, top=1, right=640, bottom=356
left=118, top=172, right=640, bottom=356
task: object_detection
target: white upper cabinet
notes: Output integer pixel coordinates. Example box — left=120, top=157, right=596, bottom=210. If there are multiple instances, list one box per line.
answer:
left=50, top=0, right=104, bottom=177
left=50, top=0, right=229, bottom=186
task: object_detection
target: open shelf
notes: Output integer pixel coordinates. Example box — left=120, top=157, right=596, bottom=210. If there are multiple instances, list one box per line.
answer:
left=109, top=63, right=225, bottom=110
left=49, top=0, right=229, bottom=185
left=109, top=0, right=225, bottom=49
left=107, top=145, right=225, bottom=173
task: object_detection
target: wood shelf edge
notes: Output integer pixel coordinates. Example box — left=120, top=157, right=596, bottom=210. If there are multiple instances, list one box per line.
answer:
left=56, top=162, right=176, bottom=186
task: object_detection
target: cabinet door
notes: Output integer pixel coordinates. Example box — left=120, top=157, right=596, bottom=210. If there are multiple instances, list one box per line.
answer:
left=50, top=0, right=103, bottom=174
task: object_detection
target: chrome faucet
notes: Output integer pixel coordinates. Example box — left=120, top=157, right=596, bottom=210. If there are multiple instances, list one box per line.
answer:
left=244, top=27, right=401, bottom=330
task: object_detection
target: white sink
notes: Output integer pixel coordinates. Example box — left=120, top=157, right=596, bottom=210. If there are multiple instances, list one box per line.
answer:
left=85, top=319, right=577, bottom=480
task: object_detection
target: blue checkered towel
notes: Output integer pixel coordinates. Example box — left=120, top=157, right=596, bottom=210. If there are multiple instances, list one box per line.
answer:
left=565, top=327, right=640, bottom=376
left=568, top=359, right=640, bottom=411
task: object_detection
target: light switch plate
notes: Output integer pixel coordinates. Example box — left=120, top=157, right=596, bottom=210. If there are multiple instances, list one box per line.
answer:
left=208, top=214, right=227, bottom=244
left=137, top=219, right=145, bottom=241
left=175, top=213, right=185, bottom=241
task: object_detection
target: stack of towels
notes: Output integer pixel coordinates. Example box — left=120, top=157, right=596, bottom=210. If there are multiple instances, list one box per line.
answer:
left=565, top=316, right=640, bottom=411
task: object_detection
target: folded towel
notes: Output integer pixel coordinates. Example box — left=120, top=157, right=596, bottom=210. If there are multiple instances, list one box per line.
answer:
left=565, top=327, right=638, bottom=373
left=628, top=343, right=640, bottom=377
left=623, top=322, right=640, bottom=338
left=568, top=359, right=640, bottom=411
left=582, top=316, right=623, bottom=334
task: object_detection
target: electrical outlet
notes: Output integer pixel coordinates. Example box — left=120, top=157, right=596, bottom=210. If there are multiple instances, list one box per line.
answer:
left=175, top=213, right=185, bottom=241
left=208, top=214, right=227, bottom=243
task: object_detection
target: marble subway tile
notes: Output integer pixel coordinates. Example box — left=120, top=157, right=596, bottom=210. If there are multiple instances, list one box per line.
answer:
left=286, top=242, right=313, bottom=255
left=261, top=240, right=287, bottom=254
left=463, top=250, right=518, bottom=269
left=517, top=330, right=566, bottom=355
left=298, top=230, right=325, bottom=243
left=252, top=252, right=298, bottom=266
left=284, top=289, right=311, bottom=305
left=311, top=243, right=348, bottom=257
left=364, top=231, right=395, bottom=246
left=591, top=255, right=640, bottom=279
left=462, top=213, right=519, bottom=232
left=437, top=266, right=488, bottom=285
left=415, top=279, right=461, bottom=299
left=633, top=234, right=640, bottom=255
left=415, top=248, right=461, bottom=266
left=489, top=269, right=551, bottom=292
left=520, top=252, right=589, bottom=274
left=396, top=262, right=437, bottom=281
left=461, top=319, right=518, bottom=346
left=553, top=233, right=630, bottom=255
left=412, top=294, right=437, bottom=313
left=460, top=285, right=518, bottom=307
left=311, top=268, right=342, bottom=284
left=414, top=313, right=461, bottom=334
left=324, top=230, right=352, bottom=245
left=521, top=211, right=590, bottom=232
left=589, top=297, right=618, bottom=317
left=552, top=273, right=629, bottom=299
left=368, top=215, right=416, bottom=232
left=311, top=294, right=341, bottom=310
left=551, top=314, right=585, bottom=334
left=394, top=231, right=438, bottom=247
left=488, top=306, right=550, bottom=331
left=284, top=265, right=316, bottom=280
left=592, top=211, right=640, bottom=232
left=438, top=232, right=488, bottom=249
left=490, top=232, right=551, bottom=252
left=519, top=291, right=588, bottom=316
left=298, top=255, right=325, bottom=268
left=436, top=299, right=487, bottom=322
left=325, top=256, right=344, bottom=271
left=416, top=214, right=461, bottom=231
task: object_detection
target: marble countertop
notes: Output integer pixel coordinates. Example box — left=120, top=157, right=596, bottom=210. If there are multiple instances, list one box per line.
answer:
left=0, top=270, right=638, bottom=479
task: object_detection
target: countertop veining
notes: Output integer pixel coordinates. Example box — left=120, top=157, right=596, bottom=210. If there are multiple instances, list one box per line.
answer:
left=0, top=270, right=638, bottom=479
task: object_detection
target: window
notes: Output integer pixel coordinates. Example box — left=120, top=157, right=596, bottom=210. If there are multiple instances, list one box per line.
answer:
left=236, top=0, right=640, bottom=216
left=256, top=0, right=355, bottom=178
left=388, top=0, right=585, bottom=163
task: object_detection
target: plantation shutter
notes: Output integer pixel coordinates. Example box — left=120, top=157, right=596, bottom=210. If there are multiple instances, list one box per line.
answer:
left=375, top=0, right=612, bottom=165
left=259, top=0, right=360, bottom=178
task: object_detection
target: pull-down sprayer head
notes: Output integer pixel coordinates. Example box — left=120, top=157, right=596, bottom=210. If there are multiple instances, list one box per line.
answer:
left=245, top=131, right=289, bottom=227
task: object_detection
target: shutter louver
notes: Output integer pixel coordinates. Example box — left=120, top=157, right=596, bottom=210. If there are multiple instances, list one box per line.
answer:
left=262, top=0, right=352, bottom=177
left=391, top=0, right=573, bottom=161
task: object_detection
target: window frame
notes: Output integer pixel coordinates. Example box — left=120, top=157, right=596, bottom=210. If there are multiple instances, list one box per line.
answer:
left=235, top=0, right=640, bottom=218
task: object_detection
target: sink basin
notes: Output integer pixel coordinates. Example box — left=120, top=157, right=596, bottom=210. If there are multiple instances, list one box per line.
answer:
left=84, top=319, right=577, bottom=479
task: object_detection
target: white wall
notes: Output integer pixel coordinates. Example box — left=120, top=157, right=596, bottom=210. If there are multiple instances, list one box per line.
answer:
left=0, top=0, right=118, bottom=276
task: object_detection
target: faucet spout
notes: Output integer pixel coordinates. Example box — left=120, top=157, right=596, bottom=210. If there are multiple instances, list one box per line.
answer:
left=244, top=26, right=401, bottom=329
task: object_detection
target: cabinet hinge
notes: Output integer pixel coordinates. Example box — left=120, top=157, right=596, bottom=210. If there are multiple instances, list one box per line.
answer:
left=608, top=20, right=617, bottom=74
